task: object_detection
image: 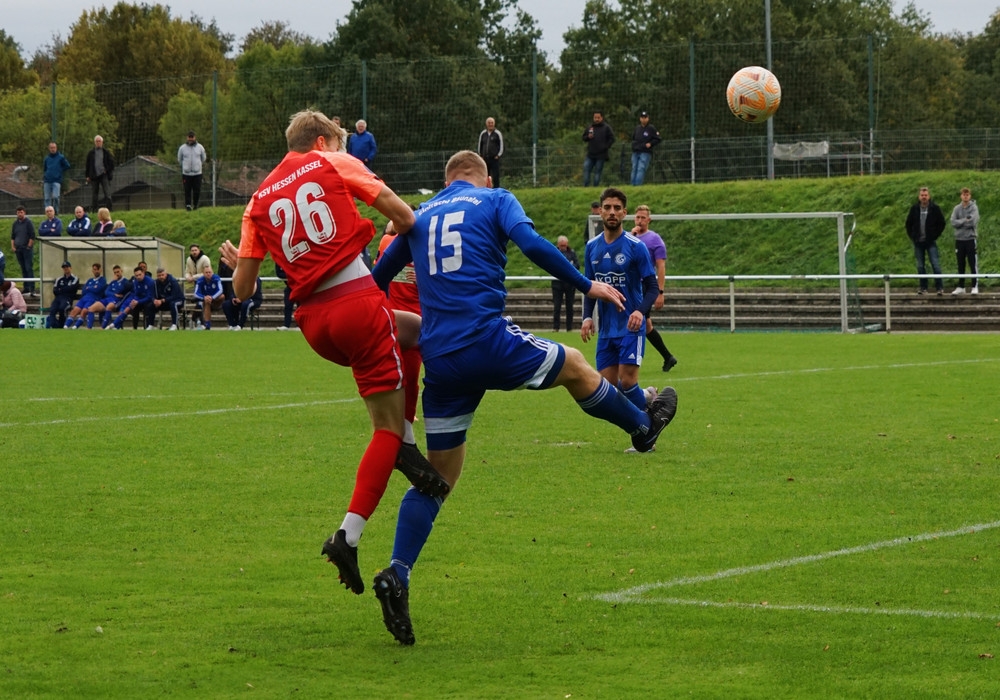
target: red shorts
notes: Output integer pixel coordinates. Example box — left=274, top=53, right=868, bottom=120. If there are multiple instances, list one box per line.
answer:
left=296, top=282, right=403, bottom=397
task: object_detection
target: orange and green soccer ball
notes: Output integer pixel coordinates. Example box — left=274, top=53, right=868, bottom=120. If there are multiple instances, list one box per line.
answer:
left=726, top=66, right=781, bottom=122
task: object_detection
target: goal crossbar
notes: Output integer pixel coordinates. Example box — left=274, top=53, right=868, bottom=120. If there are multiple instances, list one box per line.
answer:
left=588, top=211, right=856, bottom=332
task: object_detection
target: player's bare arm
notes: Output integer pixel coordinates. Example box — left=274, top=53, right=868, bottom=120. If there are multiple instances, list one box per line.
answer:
left=581, top=317, right=595, bottom=342
left=220, top=240, right=261, bottom=300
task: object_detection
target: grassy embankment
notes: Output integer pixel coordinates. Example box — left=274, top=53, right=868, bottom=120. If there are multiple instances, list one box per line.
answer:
left=4, top=171, right=996, bottom=288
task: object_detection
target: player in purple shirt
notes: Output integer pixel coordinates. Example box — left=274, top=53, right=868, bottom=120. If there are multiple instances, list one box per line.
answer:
left=632, top=205, right=678, bottom=371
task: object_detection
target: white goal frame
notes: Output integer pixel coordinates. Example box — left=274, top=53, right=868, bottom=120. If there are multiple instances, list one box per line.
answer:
left=588, top=211, right=856, bottom=332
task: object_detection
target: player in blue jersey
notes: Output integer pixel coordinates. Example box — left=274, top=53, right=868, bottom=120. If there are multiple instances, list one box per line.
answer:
left=89, top=264, right=130, bottom=329
left=371, top=150, right=678, bottom=645
left=66, top=263, right=107, bottom=328
left=109, top=266, right=156, bottom=329
left=581, top=188, right=658, bottom=420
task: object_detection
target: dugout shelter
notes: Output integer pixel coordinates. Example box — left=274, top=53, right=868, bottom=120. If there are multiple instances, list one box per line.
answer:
left=37, top=237, right=186, bottom=311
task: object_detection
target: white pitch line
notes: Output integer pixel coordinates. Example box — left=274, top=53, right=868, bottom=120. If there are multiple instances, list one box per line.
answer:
left=639, top=597, right=993, bottom=621
left=666, top=357, right=1000, bottom=383
left=597, top=519, right=1000, bottom=604
left=0, top=398, right=358, bottom=429
left=24, top=391, right=308, bottom=402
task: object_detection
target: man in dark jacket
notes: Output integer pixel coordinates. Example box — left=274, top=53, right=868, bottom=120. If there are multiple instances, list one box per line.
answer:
left=582, top=111, right=615, bottom=187
left=47, top=262, right=79, bottom=328
left=85, top=135, right=115, bottom=212
left=149, top=268, right=185, bottom=330
left=904, top=186, right=946, bottom=295
left=477, top=117, right=504, bottom=188
left=630, top=111, right=661, bottom=186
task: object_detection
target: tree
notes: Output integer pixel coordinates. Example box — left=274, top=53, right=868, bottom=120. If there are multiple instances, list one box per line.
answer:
left=57, top=3, right=231, bottom=159
left=0, top=30, right=38, bottom=90
left=240, top=21, right=317, bottom=53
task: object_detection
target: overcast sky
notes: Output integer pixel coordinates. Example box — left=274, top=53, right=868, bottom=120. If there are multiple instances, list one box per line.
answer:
left=6, top=1, right=999, bottom=61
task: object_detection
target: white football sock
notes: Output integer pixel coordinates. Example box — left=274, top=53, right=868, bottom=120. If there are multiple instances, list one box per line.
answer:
left=339, top=512, right=367, bottom=547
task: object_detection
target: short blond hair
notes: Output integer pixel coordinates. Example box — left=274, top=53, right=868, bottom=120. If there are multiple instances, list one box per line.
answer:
left=285, top=110, right=345, bottom=153
left=445, top=150, right=488, bottom=181
left=634, top=204, right=651, bottom=215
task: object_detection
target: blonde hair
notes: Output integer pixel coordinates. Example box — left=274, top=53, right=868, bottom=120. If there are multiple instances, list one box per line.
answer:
left=445, top=150, right=488, bottom=181
left=285, top=110, right=345, bottom=153
left=634, top=204, right=651, bottom=215
left=97, top=207, right=111, bottom=222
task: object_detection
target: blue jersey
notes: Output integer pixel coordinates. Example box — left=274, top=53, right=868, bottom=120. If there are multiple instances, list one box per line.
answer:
left=131, top=275, right=156, bottom=303
left=584, top=232, right=656, bottom=337
left=385, top=182, right=532, bottom=358
left=80, top=275, right=107, bottom=302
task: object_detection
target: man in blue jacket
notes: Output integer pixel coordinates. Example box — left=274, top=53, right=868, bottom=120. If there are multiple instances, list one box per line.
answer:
left=43, top=142, right=71, bottom=213
left=347, top=119, right=377, bottom=168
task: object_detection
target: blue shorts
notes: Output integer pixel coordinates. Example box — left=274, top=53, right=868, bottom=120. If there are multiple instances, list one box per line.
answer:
left=595, top=332, right=645, bottom=372
left=75, top=294, right=100, bottom=310
left=422, top=318, right=565, bottom=449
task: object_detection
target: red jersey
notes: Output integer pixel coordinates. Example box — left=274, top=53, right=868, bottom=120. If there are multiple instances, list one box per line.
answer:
left=377, top=232, right=421, bottom=315
left=240, top=150, right=384, bottom=303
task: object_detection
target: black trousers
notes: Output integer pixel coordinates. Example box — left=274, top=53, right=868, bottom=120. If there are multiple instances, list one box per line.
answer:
left=955, top=239, right=978, bottom=288
left=90, top=174, right=112, bottom=211
left=183, top=174, right=203, bottom=209
left=486, top=157, right=501, bottom=188
left=551, top=282, right=576, bottom=331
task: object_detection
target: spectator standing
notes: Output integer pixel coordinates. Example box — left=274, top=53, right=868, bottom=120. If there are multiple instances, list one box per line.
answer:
left=67, top=206, right=91, bottom=237
left=631, top=205, right=678, bottom=371
left=630, top=111, right=661, bottom=186
left=904, top=186, right=946, bottom=295
left=223, top=276, right=263, bottom=330
left=47, top=262, right=79, bottom=328
left=0, top=246, right=5, bottom=284
left=551, top=235, right=580, bottom=332
left=85, top=135, right=115, bottom=212
left=950, top=187, right=980, bottom=295
left=178, top=131, right=207, bottom=211
left=42, top=142, right=71, bottom=213
left=193, top=265, right=224, bottom=330
left=477, top=117, right=504, bottom=188
left=150, top=267, right=185, bottom=330
left=10, top=205, right=36, bottom=295
left=185, top=244, right=211, bottom=283
left=38, top=206, right=63, bottom=237
left=347, top=119, right=377, bottom=167
left=91, top=207, right=114, bottom=236
left=582, top=111, right=615, bottom=187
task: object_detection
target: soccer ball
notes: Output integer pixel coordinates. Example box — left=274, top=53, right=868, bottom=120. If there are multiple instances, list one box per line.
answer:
left=726, top=66, right=781, bottom=123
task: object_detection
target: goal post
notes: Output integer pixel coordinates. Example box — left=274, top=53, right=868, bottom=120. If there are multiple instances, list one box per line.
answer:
left=587, top=211, right=858, bottom=332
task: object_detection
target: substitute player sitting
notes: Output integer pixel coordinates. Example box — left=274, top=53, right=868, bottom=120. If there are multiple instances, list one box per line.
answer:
left=219, top=109, right=448, bottom=598
left=582, top=188, right=660, bottom=451
left=371, top=151, right=678, bottom=645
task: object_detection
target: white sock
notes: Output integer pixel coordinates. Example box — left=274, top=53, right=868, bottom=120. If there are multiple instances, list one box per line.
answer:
left=402, top=420, right=416, bottom=445
left=339, top=512, right=367, bottom=547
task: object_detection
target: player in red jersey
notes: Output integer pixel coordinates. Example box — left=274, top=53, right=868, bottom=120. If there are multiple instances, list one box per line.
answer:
left=219, top=110, right=448, bottom=597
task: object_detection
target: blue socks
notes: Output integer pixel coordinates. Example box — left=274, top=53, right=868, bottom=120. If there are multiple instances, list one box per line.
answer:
left=390, top=487, right=442, bottom=587
left=577, top=377, right=649, bottom=434
left=621, top=382, right=646, bottom=411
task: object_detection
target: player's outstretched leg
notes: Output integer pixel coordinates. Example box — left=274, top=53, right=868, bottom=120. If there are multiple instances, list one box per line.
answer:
left=631, top=386, right=678, bottom=453
left=373, top=567, right=415, bottom=645
left=395, top=443, right=451, bottom=498
left=321, top=529, right=364, bottom=595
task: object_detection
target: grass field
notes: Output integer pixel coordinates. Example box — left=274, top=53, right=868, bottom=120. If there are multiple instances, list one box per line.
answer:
left=3, top=330, right=999, bottom=698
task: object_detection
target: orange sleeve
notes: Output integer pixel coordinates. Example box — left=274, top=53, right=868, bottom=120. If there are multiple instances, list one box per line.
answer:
left=238, top=197, right=268, bottom=260
left=320, top=152, right=384, bottom=205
